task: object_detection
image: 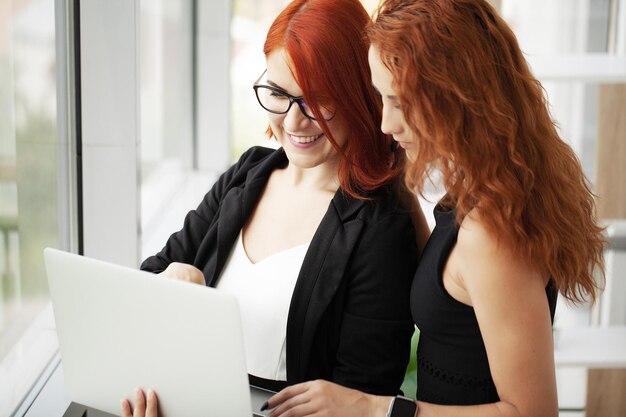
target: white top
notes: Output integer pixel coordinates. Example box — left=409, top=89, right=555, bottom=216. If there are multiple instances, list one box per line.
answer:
left=217, top=230, right=310, bottom=381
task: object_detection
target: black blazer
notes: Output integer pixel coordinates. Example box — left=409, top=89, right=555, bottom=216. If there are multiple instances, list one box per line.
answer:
left=141, top=146, right=418, bottom=395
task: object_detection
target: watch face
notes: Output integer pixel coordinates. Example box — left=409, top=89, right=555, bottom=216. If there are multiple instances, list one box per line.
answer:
left=391, top=397, right=417, bottom=417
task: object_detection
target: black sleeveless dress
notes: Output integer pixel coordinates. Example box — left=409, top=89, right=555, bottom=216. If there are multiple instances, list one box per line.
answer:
left=410, top=204, right=558, bottom=405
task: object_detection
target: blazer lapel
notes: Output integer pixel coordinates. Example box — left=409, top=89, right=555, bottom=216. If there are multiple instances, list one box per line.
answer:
left=209, top=148, right=288, bottom=286
left=287, top=190, right=366, bottom=382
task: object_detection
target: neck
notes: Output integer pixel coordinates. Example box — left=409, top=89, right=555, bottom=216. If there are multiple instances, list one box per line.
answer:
left=282, top=158, right=341, bottom=193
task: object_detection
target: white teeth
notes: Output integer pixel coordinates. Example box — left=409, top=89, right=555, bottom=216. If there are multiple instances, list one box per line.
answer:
left=290, top=133, right=322, bottom=144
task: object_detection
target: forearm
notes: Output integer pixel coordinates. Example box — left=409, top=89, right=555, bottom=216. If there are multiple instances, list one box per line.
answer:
left=416, top=401, right=525, bottom=417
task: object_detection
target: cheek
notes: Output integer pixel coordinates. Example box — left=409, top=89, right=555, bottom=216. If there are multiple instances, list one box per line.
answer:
left=267, top=114, right=284, bottom=133
left=326, top=121, right=348, bottom=147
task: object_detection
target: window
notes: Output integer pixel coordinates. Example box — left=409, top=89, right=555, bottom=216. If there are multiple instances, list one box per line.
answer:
left=0, top=0, right=71, bottom=413
left=139, top=0, right=198, bottom=260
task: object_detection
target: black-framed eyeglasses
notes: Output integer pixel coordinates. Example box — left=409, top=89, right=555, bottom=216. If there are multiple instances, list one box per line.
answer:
left=252, top=69, right=335, bottom=121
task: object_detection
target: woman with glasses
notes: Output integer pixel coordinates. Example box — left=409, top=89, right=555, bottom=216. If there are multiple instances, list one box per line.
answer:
left=122, top=0, right=428, bottom=415
left=262, top=1, right=605, bottom=416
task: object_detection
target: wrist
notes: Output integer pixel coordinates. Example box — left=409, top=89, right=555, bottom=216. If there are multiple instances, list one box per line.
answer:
left=363, top=394, right=393, bottom=417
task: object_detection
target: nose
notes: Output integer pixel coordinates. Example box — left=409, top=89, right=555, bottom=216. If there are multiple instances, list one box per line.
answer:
left=380, top=104, right=403, bottom=136
left=282, top=101, right=311, bottom=131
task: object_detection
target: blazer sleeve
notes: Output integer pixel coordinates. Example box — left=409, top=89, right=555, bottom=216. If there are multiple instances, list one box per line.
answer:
left=140, top=148, right=255, bottom=273
left=332, top=212, right=418, bottom=395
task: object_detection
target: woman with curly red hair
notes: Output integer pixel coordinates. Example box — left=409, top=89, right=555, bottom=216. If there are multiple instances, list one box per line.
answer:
left=265, top=1, right=605, bottom=416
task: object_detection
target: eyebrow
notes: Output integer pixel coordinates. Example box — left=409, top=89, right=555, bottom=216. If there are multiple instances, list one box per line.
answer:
left=267, top=80, right=289, bottom=94
left=267, top=79, right=305, bottom=98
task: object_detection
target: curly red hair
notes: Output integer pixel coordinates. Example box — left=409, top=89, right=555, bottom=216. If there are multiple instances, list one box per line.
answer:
left=263, top=0, right=403, bottom=199
left=368, top=0, right=605, bottom=303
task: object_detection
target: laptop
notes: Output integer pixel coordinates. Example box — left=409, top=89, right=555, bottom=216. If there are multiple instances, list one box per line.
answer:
left=44, top=248, right=273, bottom=417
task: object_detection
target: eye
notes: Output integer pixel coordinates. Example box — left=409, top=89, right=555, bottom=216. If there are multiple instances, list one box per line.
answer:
left=270, top=90, right=288, bottom=99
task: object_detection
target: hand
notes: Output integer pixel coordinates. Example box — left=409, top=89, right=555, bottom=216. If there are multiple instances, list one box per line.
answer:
left=265, top=380, right=390, bottom=417
left=121, top=388, right=159, bottom=417
left=159, top=262, right=205, bottom=285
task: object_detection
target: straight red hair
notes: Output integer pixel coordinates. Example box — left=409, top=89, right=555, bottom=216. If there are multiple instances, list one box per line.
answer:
left=264, top=0, right=401, bottom=199
left=368, top=0, right=605, bottom=303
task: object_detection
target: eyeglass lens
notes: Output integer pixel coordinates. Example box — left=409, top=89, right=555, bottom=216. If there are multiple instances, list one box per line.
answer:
left=255, top=86, right=334, bottom=121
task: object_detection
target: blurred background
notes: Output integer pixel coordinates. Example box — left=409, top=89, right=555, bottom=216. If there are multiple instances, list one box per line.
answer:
left=0, top=0, right=625, bottom=416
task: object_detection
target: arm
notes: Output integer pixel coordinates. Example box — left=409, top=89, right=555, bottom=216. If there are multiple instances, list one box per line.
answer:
left=332, top=212, right=418, bottom=394
left=416, top=213, right=557, bottom=417
left=140, top=148, right=258, bottom=273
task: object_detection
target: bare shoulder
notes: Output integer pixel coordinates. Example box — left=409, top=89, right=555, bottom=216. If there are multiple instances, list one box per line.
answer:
left=455, top=210, right=544, bottom=292
left=455, top=210, right=502, bottom=266
left=456, top=211, right=496, bottom=249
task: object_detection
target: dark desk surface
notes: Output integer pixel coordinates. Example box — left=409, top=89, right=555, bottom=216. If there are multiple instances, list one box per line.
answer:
left=62, top=402, right=118, bottom=417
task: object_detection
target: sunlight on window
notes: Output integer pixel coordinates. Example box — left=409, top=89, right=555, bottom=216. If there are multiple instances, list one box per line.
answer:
left=0, top=0, right=62, bottom=414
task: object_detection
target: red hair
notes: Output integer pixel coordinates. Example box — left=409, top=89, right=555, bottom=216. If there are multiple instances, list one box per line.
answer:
left=264, top=0, right=402, bottom=199
left=368, top=0, right=605, bottom=303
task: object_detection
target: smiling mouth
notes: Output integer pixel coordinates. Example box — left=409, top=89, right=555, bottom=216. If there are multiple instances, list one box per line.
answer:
left=289, top=133, right=323, bottom=144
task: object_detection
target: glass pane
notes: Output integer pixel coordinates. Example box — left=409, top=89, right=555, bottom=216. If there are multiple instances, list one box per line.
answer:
left=0, top=0, right=64, bottom=413
left=140, top=0, right=193, bottom=176
left=139, top=0, right=203, bottom=260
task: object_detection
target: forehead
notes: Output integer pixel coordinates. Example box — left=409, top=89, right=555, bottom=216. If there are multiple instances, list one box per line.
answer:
left=266, top=49, right=302, bottom=95
left=368, top=46, right=396, bottom=95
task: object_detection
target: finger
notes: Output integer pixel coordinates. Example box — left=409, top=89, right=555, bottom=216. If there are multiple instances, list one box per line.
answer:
left=134, top=388, right=146, bottom=417
left=120, top=398, right=132, bottom=417
left=270, top=391, right=311, bottom=417
left=190, top=269, right=206, bottom=285
left=267, top=382, right=311, bottom=409
left=271, top=399, right=317, bottom=417
left=159, top=262, right=183, bottom=279
left=145, top=389, right=158, bottom=417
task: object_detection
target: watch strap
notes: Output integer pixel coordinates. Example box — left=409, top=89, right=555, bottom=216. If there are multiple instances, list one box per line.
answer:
left=386, top=395, right=418, bottom=417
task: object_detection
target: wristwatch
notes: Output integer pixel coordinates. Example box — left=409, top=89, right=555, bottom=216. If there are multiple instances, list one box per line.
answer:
left=386, top=395, right=418, bottom=417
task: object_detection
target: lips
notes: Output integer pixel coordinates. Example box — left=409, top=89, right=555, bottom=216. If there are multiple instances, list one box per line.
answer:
left=287, top=132, right=324, bottom=149
left=289, top=133, right=323, bottom=144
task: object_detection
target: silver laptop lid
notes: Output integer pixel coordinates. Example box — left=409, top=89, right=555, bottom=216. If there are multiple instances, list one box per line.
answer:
left=44, top=248, right=253, bottom=417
